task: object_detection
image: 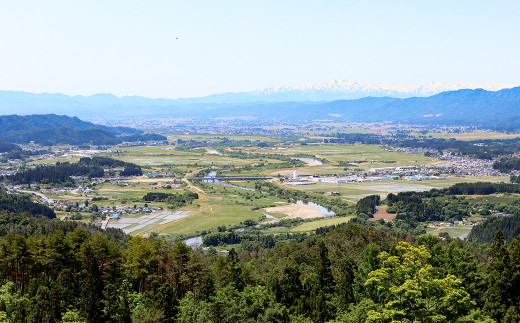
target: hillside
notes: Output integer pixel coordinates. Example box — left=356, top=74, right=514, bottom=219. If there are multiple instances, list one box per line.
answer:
left=0, top=114, right=167, bottom=145
left=0, top=140, right=21, bottom=153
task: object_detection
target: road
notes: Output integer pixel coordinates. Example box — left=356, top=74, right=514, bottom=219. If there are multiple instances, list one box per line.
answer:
left=17, top=189, right=54, bottom=204
left=101, top=217, right=110, bottom=230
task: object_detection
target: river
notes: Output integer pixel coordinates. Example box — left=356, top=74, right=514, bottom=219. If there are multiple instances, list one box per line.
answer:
left=203, top=171, right=256, bottom=191
left=296, top=158, right=324, bottom=165
left=184, top=236, right=203, bottom=248
left=296, top=200, right=336, bottom=216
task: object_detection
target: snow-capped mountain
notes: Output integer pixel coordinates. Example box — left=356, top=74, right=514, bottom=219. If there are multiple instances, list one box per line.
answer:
left=246, top=80, right=518, bottom=102
left=1, top=81, right=518, bottom=117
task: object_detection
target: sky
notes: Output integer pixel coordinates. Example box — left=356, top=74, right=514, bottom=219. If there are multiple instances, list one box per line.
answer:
left=0, top=0, right=519, bottom=99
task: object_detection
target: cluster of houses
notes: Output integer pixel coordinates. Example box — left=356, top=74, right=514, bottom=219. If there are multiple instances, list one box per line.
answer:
left=38, top=187, right=74, bottom=195
left=98, top=205, right=163, bottom=219
left=389, top=146, right=507, bottom=176
left=284, top=167, right=450, bottom=185
left=0, top=165, right=17, bottom=176
left=283, top=149, right=510, bottom=185
left=387, top=146, right=438, bottom=155
left=430, top=221, right=483, bottom=228
left=118, top=140, right=166, bottom=147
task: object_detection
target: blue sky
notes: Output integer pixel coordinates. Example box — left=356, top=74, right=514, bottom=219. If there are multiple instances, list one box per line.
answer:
left=0, top=0, right=519, bottom=98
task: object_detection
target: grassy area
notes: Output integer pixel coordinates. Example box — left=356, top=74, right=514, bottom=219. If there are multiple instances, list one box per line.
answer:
left=290, top=216, right=354, bottom=232
left=425, top=225, right=473, bottom=239
left=147, top=181, right=290, bottom=238
left=429, top=131, right=520, bottom=141
left=166, top=134, right=279, bottom=142
left=157, top=203, right=263, bottom=239
left=28, top=155, right=81, bottom=165
left=282, top=144, right=435, bottom=169
left=284, top=176, right=507, bottom=202
left=28, top=136, right=513, bottom=240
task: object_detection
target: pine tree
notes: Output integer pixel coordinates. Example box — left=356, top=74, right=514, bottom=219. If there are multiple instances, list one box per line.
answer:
left=484, top=230, right=511, bottom=320
left=335, top=256, right=356, bottom=311
left=316, top=241, right=333, bottom=293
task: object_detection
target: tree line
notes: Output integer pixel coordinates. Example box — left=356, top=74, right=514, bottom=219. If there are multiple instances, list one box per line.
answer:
left=493, top=157, right=520, bottom=172
left=142, top=191, right=198, bottom=209
left=0, top=189, right=55, bottom=219
left=4, top=157, right=142, bottom=185
left=0, top=214, right=516, bottom=322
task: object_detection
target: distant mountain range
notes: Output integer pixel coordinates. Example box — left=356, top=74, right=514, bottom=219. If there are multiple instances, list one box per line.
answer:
left=1, top=82, right=520, bottom=130
left=172, top=87, right=520, bottom=129
left=1, top=80, right=517, bottom=115
left=202, top=80, right=518, bottom=103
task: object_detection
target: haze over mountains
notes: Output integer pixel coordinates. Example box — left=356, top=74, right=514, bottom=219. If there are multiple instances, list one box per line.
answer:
left=1, top=81, right=520, bottom=130
left=222, top=80, right=518, bottom=102
left=1, top=81, right=517, bottom=112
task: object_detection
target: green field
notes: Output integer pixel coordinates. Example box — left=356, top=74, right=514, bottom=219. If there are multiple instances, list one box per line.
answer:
left=30, top=135, right=513, bottom=240
left=157, top=203, right=263, bottom=239
left=290, top=216, right=354, bottom=232
left=425, top=225, right=473, bottom=239
left=283, top=144, right=435, bottom=168
left=430, top=131, right=520, bottom=141
left=285, top=176, right=507, bottom=202
left=92, top=140, right=509, bottom=237
left=166, top=134, right=279, bottom=142
left=116, top=146, right=253, bottom=166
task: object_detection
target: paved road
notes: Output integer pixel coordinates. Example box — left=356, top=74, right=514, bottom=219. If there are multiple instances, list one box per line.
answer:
left=17, top=190, right=54, bottom=204
left=101, top=217, right=110, bottom=230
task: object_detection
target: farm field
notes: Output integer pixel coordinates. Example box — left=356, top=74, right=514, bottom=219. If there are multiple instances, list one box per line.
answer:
left=22, top=133, right=514, bottom=243
left=425, top=225, right=473, bottom=239
left=116, top=146, right=253, bottom=166
left=282, top=144, right=435, bottom=169
left=156, top=203, right=263, bottom=239
left=285, top=176, right=507, bottom=202
left=167, top=134, right=279, bottom=142
left=430, top=131, right=520, bottom=141
left=289, top=216, right=354, bottom=232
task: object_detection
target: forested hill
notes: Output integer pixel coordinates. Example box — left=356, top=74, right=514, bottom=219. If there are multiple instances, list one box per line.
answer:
left=3, top=157, right=143, bottom=185
left=0, top=114, right=166, bottom=145
left=0, top=114, right=138, bottom=135
left=468, top=213, right=520, bottom=243
left=0, top=140, right=21, bottom=153
left=0, top=189, right=55, bottom=219
left=0, top=213, right=517, bottom=322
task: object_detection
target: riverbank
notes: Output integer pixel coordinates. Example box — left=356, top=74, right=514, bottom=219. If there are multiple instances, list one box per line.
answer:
left=264, top=203, right=325, bottom=219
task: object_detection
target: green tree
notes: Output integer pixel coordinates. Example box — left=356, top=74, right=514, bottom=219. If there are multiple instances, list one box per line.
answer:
left=221, top=248, right=245, bottom=291
left=316, top=241, right=334, bottom=293
left=484, top=232, right=520, bottom=322
left=354, top=243, right=380, bottom=301
left=124, top=237, right=158, bottom=293
left=78, top=241, right=104, bottom=322
left=335, top=256, right=356, bottom=312
left=365, top=242, right=474, bottom=322
left=484, top=230, right=510, bottom=320
left=277, top=266, right=302, bottom=309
